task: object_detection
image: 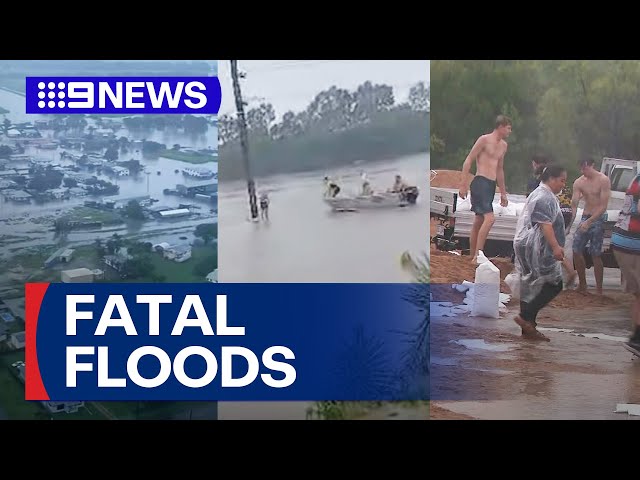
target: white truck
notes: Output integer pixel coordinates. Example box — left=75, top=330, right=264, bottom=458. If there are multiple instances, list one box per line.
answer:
left=430, top=157, right=639, bottom=268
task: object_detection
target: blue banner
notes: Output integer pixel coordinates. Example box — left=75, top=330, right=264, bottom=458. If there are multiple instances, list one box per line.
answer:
left=25, top=77, right=221, bottom=114
left=26, top=283, right=428, bottom=402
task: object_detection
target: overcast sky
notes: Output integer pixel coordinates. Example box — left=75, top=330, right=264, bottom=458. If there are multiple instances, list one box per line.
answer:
left=218, top=60, right=429, bottom=120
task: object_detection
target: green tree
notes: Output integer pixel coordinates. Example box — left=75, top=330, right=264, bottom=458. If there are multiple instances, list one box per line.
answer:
left=94, top=239, right=106, bottom=257
left=123, top=255, right=155, bottom=279
left=63, top=177, right=78, bottom=188
left=124, top=200, right=145, bottom=220
left=194, top=223, right=217, bottom=244
left=408, top=81, right=430, bottom=112
left=0, top=145, right=12, bottom=158
left=104, top=145, right=119, bottom=162
left=106, top=233, right=124, bottom=255
left=193, top=253, right=217, bottom=277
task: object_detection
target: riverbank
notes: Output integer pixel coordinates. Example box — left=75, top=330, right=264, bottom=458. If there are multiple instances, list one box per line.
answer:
left=220, top=110, right=429, bottom=181
left=159, top=149, right=216, bottom=164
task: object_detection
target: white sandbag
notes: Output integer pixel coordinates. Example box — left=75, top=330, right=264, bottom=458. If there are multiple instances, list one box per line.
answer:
left=456, top=196, right=472, bottom=212
left=471, top=251, right=501, bottom=318
left=493, top=203, right=519, bottom=216
left=504, top=272, right=521, bottom=300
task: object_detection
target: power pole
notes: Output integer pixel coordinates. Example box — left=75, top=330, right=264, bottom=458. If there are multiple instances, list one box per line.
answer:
left=230, top=60, right=258, bottom=221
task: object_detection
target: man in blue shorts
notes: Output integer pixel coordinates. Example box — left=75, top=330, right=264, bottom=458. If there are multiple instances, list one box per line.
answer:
left=459, top=115, right=511, bottom=263
left=568, top=158, right=611, bottom=294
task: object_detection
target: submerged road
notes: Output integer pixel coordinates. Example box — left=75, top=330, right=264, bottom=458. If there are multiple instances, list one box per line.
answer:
left=431, top=289, right=640, bottom=420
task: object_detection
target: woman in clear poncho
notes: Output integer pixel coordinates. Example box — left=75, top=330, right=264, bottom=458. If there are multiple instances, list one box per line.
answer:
left=513, top=165, right=568, bottom=341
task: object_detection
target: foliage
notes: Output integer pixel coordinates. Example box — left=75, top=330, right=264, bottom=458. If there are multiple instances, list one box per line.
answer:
left=194, top=223, right=217, bottom=244
left=103, top=145, right=119, bottom=162
left=219, top=81, right=430, bottom=180
left=431, top=60, right=640, bottom=193
left=27, top=166, right=63, bottom=191
left=311, top=252, right=430, bottom=420
left=192, top=253, right=217, bottom=278
left=124, top=200, right=145, bottom=220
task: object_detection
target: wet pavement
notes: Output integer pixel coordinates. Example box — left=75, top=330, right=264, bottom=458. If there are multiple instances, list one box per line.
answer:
left=431, top=290, right=640, bottom=420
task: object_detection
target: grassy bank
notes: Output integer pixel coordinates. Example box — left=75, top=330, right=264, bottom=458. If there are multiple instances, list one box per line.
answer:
left=66, top=206, right=123, bottom=224
left=123, top=245, right=216, bottom=283
left=0, top=357, right=43, bottom=419
left=159, top=149, right=217, bottom=164
left=0, top=351, right=107, bottom=420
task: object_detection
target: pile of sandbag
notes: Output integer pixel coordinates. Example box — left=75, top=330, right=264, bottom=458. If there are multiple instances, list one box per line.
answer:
left=430, top=251, right=511, bottom=318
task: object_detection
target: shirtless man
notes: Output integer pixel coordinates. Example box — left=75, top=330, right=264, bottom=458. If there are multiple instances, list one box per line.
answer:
left=459, top=115, right=511, bottom=262
left=568, top=158, right=611, bottom=294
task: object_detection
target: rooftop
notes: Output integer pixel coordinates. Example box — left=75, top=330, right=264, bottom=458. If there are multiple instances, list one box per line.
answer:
left=159, top=208, right=190, bottom=217
left=62, top=268, right=94, bottom=278
left=170, top=244, right=192, bottom=254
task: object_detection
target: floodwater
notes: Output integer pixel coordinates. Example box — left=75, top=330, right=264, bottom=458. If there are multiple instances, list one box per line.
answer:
left=0, top=88, right=218, bottom=254
left=217, top=153, right=429, bottom=420
left=219, top=153, right=429, bottom=283
left=431, top=299, right=640, bottom=420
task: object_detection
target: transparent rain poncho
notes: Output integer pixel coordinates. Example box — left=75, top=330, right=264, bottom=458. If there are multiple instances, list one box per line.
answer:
left=513, top=184, right=566, bottom=303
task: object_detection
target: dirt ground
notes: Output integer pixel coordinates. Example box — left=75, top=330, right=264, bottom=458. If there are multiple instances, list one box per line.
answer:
left=430, top=247, right=514, bottom=292
left=430, top=169, right=501, bottom=192
left=430, top=204, right=629, bottom=310
left=429, top=403, right=477, bottom=420
left=430, top=248, right=629, bottom=309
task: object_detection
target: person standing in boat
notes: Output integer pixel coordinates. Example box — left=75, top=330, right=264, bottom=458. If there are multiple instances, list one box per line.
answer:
left=390, top=174, right=408, bottom=193
left=324, top=176, right=341, bottom=198
left=361, top=173, right=373, bottom=195
left=259, top=191, right=270, bottom=221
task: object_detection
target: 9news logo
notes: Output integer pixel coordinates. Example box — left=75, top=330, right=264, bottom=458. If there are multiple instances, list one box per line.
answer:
left=26, top=76, right=221, bottom=115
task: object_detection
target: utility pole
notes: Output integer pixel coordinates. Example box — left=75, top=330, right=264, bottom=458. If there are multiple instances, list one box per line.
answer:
left=230, top=60, right=258, bottom=221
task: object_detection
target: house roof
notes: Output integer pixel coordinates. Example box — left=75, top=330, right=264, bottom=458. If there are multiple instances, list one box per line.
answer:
left=170, top=244, right=192, bottom=254
left=62, top=268, right=93, bottom=277
left=206, top=270, right=218, bottom=281
left=4, top=190, right=32, bottom=198
left=159, top=209, right=190, bottom=217
left=104, top=254, right=127, bottom=264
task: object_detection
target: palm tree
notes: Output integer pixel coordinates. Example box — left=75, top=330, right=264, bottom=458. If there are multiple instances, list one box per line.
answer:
left=310, top=251, right=430, bottom=419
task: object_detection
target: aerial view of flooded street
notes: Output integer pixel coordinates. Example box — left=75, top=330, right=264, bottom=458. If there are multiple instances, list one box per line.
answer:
left=0, top=60, right=219, bottom=421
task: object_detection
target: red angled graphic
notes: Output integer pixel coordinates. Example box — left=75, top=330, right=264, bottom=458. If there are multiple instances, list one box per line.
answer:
left=25, top=283, right=50, bottom=400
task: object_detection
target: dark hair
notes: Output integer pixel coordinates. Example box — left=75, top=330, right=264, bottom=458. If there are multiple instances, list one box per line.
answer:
left=531, top=154, right=549, bottom=166
left=495, top=115, right=512, bottom=128
left=537, top=165, right=566, bottom=182
left=579, top=157, right=596, bottom=167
